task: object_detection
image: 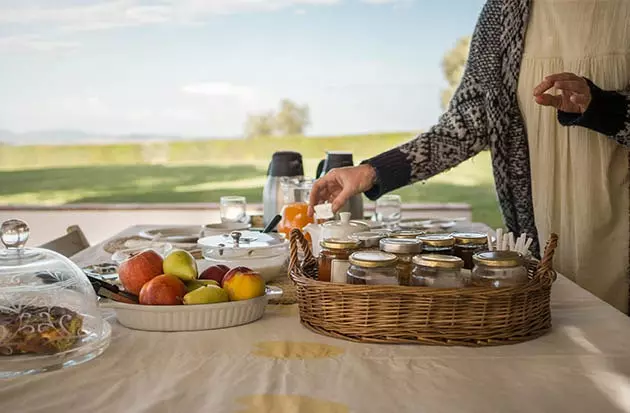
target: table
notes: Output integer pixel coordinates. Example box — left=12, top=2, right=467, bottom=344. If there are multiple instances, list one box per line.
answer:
left=3, top=226, right=630, bottom=413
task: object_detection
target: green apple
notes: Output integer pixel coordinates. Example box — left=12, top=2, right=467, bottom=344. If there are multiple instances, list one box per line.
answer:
left=163, top=250, right=198, bottom=281
left=183, top=285, right=229, bottom=305
left=185, top=279, right=220, bottom=292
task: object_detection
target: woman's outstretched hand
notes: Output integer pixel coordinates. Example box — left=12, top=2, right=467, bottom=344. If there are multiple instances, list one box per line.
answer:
left=307, top=164, right=376, bottom=217
left=533, top=72, right=592, bottom=113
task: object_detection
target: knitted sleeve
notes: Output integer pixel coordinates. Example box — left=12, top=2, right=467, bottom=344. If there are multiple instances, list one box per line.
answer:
left=361, top=1, right=500, bottom=200
left=558, top=79, right=630, bottom=146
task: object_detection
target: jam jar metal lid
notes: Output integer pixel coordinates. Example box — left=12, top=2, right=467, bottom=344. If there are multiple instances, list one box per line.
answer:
left=379, top=238, right=423, bottom=254
left=452, top=232, right=488, bottom=245
left=0, top=219, right=111, bottom=378
left=389, top=229, right=425, bottom=239
left=473, top=251, right=524, bottom=268
left=320, top=238, right=362, bottom=251
left=413, top=254, right=464, bottom=269
left=417, top=234, right=455, bottom=247
left=349, top=251, right=398, bottom=268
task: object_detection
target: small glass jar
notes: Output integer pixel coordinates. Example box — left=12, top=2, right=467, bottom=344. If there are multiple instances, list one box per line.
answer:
left=347, top=251, right=399, bottom=285
left=389, top=229, right=425, bottom=240
left=452, top=232, right=488, bottom=270
left=411, top=254, right=467, bottom=288
left=379, top=238, right=423, bottom=286
left=350, top=231, right=387, bottom=251
left=318, top=239, right=362, bottom=283
left=417, top=234, right=455, bottom=255
left=471, top=251, right=528, bottom=288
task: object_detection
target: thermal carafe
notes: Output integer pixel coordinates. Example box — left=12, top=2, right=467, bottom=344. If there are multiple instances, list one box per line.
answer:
left=263, top=151, right=304, bottom=226
left=316, top=151, right=364, bottom=220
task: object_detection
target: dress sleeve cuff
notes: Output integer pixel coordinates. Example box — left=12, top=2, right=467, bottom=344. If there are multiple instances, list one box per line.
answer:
left=361, top=148, right=411, bottom=200
left=558, top=78, right=628, bottom=136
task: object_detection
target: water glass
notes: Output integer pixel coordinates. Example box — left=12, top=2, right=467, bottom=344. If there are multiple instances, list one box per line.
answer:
left=375, top=195, right=402, bottom=228
left=220, top=196, right=248, bottom=224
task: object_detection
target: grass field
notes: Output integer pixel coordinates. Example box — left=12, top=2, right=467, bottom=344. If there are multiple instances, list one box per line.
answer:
left=0, top=135, right=503, bottom=228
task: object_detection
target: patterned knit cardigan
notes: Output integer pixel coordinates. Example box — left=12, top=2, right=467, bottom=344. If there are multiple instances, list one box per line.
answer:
left=363, top=0, right=630, bottom=257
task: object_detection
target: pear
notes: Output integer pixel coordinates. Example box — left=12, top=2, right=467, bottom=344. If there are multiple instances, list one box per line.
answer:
left=185, top=279, right=219, bottom=292
left=163, top=250, right=198, bottom=281
left=183, top=285, right=229, bottom=305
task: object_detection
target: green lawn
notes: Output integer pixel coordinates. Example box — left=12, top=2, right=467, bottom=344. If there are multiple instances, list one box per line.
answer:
left=0, top=151, right=503, bottom=228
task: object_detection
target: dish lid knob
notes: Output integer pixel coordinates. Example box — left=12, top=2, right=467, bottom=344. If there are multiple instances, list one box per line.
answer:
left=1, top=219, right=30, bottom=249
left=230, top=231, right=242, bottom=247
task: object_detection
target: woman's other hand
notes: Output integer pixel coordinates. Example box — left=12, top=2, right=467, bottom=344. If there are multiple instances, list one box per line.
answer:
left=533, top=72, right=592, bottom=113
left=308, top=164, right=376, bottom=216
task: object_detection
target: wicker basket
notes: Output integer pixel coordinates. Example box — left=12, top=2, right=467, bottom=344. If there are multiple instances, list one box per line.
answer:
left=288, top=229, right=558, bottom=346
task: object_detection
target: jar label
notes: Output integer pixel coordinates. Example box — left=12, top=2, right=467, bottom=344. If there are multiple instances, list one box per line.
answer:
left=331, top=259, right=350, bottom=283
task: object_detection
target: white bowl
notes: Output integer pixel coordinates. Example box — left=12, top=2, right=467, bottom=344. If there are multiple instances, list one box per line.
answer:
left=100, top=286, right=282, bottom=332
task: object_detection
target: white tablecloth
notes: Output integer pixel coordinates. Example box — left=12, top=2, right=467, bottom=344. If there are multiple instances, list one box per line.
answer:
left=3, top=227, right=630, bottom=413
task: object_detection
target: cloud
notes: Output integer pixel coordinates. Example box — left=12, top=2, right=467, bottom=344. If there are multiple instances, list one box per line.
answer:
left=0, top=34, right=80, bottom=52
left=0, top=0, right=341, bottom=30
left=182, top=82, right=256, bottom=99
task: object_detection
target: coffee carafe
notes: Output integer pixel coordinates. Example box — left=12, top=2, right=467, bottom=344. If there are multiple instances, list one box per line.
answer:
left=316, top=151, right=364, bottom=220
left=263, top=151, right=304, bottom=226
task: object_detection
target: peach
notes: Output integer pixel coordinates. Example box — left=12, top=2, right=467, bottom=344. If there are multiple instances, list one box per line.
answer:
left=118, top=249, right=164, bottom=295
left=139, top=274, right=187, bottom=305
left=221, top=266, right=252, bottom=285
left=222, top=269, right=265, bottom=301
left=199, top=265, right=230, bottom=286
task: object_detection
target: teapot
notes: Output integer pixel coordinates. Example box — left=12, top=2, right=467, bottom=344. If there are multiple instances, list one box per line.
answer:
left=303, top=212, right=370, bottom=256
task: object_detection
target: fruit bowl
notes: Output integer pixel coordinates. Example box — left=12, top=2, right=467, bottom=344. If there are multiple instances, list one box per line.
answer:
left=100, top=286, right=282, bottom=332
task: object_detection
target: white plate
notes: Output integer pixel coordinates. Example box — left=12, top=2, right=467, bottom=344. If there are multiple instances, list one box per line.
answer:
left=138, top=226, right=202, bottom=243
left=100, top=286, right=282, bottom=332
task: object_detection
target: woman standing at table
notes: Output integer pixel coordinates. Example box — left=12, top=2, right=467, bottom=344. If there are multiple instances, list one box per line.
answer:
left=309, top=0, right=630, bottom=312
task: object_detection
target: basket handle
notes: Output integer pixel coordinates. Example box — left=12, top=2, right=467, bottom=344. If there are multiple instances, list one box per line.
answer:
left=288, top=228, right=318, bottom=282
left=535, top=233, right=558, bottom=280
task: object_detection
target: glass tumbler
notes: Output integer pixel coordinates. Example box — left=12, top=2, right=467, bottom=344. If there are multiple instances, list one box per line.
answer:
left=375, top=195, right=402, bottom=228
left=220, top=196, right=248, bottom=223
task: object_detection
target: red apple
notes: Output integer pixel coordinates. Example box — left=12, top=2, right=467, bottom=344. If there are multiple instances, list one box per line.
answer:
left=139, top=274, right=187, bottom=305
left=222, top=266, right=253, bottom=285
left=118, top=249, right=163, bottom=295
left=199, top=264, right=230, bottom=286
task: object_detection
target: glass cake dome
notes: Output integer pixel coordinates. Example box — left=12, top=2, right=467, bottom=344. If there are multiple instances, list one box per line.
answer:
left=0, top=219, right=111, bottom=378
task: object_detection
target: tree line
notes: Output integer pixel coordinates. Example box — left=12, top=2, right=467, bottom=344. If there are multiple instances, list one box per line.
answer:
left=244, top=35, right=471, bottom=138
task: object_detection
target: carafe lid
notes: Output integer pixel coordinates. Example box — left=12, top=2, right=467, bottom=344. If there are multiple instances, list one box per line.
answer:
left=268, top=151, right=304, bottom=177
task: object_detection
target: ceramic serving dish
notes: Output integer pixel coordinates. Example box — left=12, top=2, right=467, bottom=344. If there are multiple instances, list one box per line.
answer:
left=100, top=286, right=282, bottom=332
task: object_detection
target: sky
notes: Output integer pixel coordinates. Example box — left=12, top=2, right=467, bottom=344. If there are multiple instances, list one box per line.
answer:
left=0, top=0, right=486, bottom=139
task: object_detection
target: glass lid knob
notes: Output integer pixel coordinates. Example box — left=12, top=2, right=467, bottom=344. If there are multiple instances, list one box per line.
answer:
left=1, top=219, right=30, bottom=249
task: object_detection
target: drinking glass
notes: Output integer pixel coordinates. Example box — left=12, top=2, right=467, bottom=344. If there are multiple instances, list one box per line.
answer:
left=375, top=195, right=402, bottom=228
left=220, top=196, right=248, bottom=223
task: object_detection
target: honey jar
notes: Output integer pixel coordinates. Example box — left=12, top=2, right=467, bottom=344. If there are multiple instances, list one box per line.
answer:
left=417, top=234, right=455, bottom=255
left=471, top=251, right=528, bottom=288
left=346, top=251, right=399, bottom=285
left=379, top=238, right=423, bottom=286
left=318, top=239, right=362, bottom=283
left=411, top=254, right=467, bottom=288
left=452, top=232, right=489, bottom=270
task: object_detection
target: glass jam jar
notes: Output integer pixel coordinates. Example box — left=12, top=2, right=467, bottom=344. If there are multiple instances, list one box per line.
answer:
left=347, top=251, right=399, bottom=285
left=379, top=238, right=423, bottom=286
left=452, top=232, right=488, bottom=270
left=350, top=231, right=387, bottom=251
left=471, top=251, right=528, bottom=288
left=318, top=239, right=362, bottom=283
left=417, top=234, right=455, bottom=255
left=411, top=254, right=467, bottom=288
left=389, top=229, right=425, bottom=240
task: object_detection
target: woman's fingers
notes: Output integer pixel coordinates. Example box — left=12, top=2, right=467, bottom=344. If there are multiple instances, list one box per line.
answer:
left=331, top=187, right=354, bottom=212
left=535, top=93, right=563, bottom=108
left=553, top=80, right=589, bottom=95
left=533, top=72, right=583, bottom=95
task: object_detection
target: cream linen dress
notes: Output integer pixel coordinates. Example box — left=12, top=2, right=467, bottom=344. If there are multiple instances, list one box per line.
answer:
left=517, top=0, right=630, bottom=312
